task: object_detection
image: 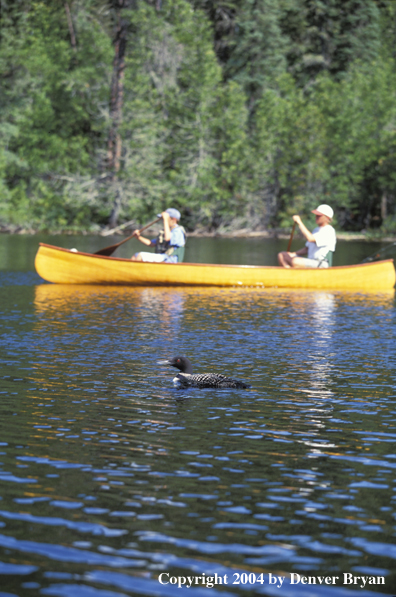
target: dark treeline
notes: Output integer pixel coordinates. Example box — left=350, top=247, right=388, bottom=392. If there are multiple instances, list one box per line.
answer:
left=1, top=0, right=396, bottom=233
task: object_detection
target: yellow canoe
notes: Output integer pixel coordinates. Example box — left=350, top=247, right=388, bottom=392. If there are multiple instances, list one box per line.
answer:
left=34, top=243, right=395, bottom=291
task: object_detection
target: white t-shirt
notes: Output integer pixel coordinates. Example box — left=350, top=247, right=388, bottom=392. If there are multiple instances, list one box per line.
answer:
left=306, top=224, right=336, bottom=261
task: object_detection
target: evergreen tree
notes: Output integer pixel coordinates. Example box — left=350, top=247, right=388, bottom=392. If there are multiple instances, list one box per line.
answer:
left=106, top=0, right=134, bottom=227
left=281, top=0, right=381, bottom=86
left=193, top=0, right=288, bottom=107
left=224, top=0, right=287, bottom=108
left=191, top=0, right=239, bottom=64
left=253, top=73, right=327, bottom=227
left=0, top=0, right=112, bottom=228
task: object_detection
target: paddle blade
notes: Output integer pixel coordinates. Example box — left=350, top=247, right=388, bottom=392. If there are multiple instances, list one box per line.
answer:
left=94, top=243, right=121, bottom=256
left=94, top=232, right=136, bottom=256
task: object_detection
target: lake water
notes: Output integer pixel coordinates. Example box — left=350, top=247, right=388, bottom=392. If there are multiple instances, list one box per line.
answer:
left=0, top=234, right=395, bottom=597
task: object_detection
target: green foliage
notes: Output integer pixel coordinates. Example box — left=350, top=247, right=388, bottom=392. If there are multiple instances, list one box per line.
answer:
left=115, top=0, right=251, bottom=229
left=250, top=57, right=396, bottom=230
left=224, top=0, right=287, bottom=107
left=0, top=0, right=112, bottom=229
left=311, top=59, right=396, bottom=228
left=0, top=0, right=395, bottom=233
left=253, top=73, right=328, bottom=226
left=280, top=0, right=381, bottom=86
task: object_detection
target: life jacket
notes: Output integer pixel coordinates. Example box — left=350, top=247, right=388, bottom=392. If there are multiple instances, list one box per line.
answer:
left=155, top=225, right=186, bottom=262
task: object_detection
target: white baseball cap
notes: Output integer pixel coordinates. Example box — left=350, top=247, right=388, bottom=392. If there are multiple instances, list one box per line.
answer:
left=312, top=204, right=334, bottom=219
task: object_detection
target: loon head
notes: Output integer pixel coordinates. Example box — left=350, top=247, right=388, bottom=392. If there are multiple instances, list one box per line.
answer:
left=158, top=356, right=193, bottom=374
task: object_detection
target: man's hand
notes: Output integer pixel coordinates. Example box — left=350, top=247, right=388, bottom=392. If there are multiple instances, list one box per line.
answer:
left=133, top=228, right=152, bottom=246
left=161, top=211, right=171, bottom=222
left=292, top=215, right=316, bottom=243
left=292, top=215, right=302, bottom=225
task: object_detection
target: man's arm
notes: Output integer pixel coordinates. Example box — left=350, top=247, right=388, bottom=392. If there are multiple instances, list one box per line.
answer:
left=288, top=247, right=308, bottom=258
left=133, top=230, right=153, bottom=247
left=162, top=212, right=172, bottom=241
left=293, top=215, right=316, bottom=243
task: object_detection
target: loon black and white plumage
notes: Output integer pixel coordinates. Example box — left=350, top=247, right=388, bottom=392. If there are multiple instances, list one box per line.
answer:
left=158, top=356, right=250, bottom=389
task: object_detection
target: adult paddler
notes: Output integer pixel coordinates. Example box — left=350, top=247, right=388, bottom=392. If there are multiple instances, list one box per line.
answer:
left=278, top=204, right=336, bottom=268
left=131, top=208, right=186, bottom=263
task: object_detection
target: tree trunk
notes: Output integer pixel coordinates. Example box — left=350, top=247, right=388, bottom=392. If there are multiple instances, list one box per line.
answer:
left=107, top=0, right=130, bottom=228
left=64, top=2, right=77, bottom=52
left=381, top=193, right=387, bottom=222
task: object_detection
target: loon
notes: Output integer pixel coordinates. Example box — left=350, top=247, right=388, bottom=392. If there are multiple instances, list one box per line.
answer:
left=158, top=356, right=250, bottom=389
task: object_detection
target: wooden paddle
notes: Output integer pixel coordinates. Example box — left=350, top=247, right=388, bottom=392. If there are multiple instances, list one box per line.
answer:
left=361, top=240, right=396, bottom=263
left=287, top=221, right=296, bottom=252
left=94, top=217, right=161, bottom=256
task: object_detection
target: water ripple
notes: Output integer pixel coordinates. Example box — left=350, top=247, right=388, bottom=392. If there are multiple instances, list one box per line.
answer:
left=0, top=281, right=395, bottom=595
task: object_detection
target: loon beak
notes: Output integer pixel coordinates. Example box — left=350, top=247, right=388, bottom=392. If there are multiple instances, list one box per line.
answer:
left=157, top=360, right=171, bottom=365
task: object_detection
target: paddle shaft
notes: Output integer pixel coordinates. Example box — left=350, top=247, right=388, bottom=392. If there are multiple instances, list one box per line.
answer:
left=287, top=222, right=296, bottom=252
left=101, top=218, right=136, bottom=237
left=94, top=217, right=161, bottom=256
left=361, top=241, right=396, bottom=263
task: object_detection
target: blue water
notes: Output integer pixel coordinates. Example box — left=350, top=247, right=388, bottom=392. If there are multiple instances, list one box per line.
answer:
left=0, top=236, right=395, bottom=597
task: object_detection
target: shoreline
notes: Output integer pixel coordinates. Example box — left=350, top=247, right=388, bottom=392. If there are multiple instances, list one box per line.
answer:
left=186, top=230, right=396, bottom=242
left=0, top=224, right=395, bottom=242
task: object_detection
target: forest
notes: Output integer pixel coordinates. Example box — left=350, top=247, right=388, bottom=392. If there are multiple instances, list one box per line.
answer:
left=1, top=0, right=396, bottom=234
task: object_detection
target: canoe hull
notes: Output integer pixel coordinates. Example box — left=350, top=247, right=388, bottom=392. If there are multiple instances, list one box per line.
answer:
left=35, top=243, right=396, bottom=291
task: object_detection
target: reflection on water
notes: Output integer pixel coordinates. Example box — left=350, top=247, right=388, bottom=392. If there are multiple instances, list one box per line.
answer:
left=293, top=293, right=337, bottom=460
left=33, top=281, right=396, bottom=307
left=310, top=293, right=335, bottom=391
left=0, top=272, right=396, bottom=596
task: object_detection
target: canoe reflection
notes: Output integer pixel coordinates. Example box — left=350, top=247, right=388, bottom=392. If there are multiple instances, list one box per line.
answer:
left=34, top=284, right=188, bottom=343
left=34, top=283, right=395, bottom=311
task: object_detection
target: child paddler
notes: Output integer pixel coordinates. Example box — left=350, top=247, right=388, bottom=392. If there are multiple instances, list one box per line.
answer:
left=131, top=208, right=186, bottom=263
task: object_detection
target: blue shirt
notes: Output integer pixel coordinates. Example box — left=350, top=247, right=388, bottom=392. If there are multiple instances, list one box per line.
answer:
left=151, top=225, right=185, bottom=263
left=152, top=226, right=185, bottom=249
left=169, top=226, right=185, bottom=247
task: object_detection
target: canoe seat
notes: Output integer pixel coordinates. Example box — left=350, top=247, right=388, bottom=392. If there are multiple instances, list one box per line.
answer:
left=325, top=251, right=333, bottom=267
left=172, top=246, right=185, bottom=263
